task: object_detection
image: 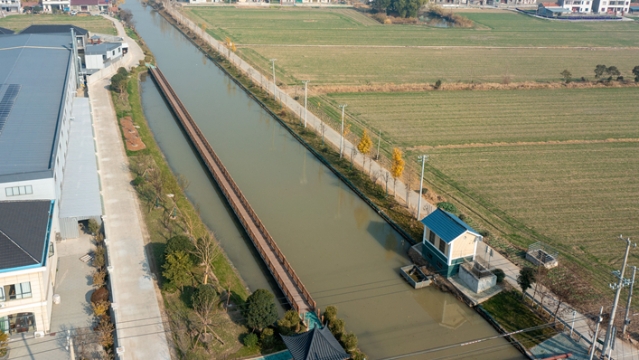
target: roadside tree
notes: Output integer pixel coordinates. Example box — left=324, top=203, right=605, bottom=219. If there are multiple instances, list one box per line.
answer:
left=390, top=148, right=405, bottom=198
left=162, top=250, right=193, bottom=291
left=194, top=233, right=221, bottom=285
left=517, top=266, right=536, bottom=299
left=357, top=129, right=373, bottom=173
left=633, top=66, right=639, bottom=82
left=192, top=284, right=225, bottom=345
left=560, top=70, right=572, bottom=83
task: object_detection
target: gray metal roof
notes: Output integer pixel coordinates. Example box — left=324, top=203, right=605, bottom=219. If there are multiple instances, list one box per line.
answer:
left=0, top=33, right=74, bottom=183
left=59, top=97, right=103, bottom=219
left=0, top=200, right=53, bottom=272
left=281, top=326, right=349, bottom=360
left=85, top=42, right=121, bottom=55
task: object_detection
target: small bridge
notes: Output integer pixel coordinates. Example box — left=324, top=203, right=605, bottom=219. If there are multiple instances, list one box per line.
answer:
left=149, top=67, right=315, bottom=315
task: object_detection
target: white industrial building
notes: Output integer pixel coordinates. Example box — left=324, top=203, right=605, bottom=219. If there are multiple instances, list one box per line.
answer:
left=0, top=30, right=102, bottom=335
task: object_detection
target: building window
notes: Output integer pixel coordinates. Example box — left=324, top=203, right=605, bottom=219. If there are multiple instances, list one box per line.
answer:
left=428, top=230, right=436, bottom=245
left=0, top=313, right=36, bottom=334
left=438, top=239, right=446, bottom=254
left=5, top=185, right=33, bottom=197
left=1, top=282, right=32, bottom=301
left=49, top=242, right=55, bottom=258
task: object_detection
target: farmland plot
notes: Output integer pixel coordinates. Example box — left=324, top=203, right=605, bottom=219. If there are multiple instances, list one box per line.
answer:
left=185, top=7, right=639, bottom=85
left=328, top=88, right=639, bottom=146
left=0, top=14, right=117, bottom=35
left=239, top=46, right=639, bottom=85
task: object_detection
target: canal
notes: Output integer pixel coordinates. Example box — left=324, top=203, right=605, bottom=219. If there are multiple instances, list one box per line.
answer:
left=123, top=2, right=524, bottom=359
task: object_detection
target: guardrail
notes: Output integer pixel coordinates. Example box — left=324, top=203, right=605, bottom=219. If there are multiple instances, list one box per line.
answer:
left=149, top=67, right=315, bottom=313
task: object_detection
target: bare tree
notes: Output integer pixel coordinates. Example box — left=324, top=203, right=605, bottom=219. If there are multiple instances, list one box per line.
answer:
left=320, top=122, right=327, bottom=145
left=193, top=233, right=221, bottom=285
left=192, top=285, right=225, bottom=346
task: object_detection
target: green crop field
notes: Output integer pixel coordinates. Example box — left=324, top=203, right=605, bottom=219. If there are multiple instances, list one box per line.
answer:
left=0, top=14, right=117, bottom=35
left=319, top=88, right=639, bottom=274
left=239, top=45, right=639, bottom=85
left=327, top=88, right=639, bottom=146
left=428, top=142, right=639, bottom=267
left=184, top=7, right=639, bottom=84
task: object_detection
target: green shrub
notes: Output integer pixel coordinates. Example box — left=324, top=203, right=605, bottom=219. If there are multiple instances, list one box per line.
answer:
left=277, top=310, right=301, bottom=335
left=323, top=305, right=338, bottom=323
left=328, top=318, right=345, bottom=337
left=492, top=268, right=506, bottom=284
left=437, top=201, right=458, bottom=215
left=340, top=332, right=358, bottom=351
left=165, top=235, right=197, bottom=263
left=132, top=176, right=144, bottom=186
left=243, top=333, right=259, bottom=348
left=93, top=246, right=106, bottom=269
left=162, top=282, right=178, bottom=293
left=260, top=328, right=275, bottom=349
left=244, top=289, right=278, bottom=331
left=87, top=218, right=100, bottom=235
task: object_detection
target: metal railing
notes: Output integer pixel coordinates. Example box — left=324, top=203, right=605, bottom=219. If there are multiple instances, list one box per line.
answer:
left=150, top=67, right=315, bottom=313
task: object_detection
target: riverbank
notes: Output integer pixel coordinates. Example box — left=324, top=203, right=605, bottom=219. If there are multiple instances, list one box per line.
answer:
left=108, top=21, right=259, bottom=358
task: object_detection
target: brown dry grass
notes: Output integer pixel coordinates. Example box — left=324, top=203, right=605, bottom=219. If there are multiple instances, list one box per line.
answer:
left=120, top=116, right=146, bottom=151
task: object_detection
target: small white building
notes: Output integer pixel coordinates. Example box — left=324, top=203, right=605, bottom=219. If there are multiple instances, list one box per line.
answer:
left=420, top=208, right=483, bottom=278
left=0, top=200, right=58, bottom=335
left=84, top=42, right=123, bottom=71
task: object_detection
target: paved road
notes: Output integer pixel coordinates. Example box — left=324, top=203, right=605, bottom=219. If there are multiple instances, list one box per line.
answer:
left=90, top=17, right=172, bottom=360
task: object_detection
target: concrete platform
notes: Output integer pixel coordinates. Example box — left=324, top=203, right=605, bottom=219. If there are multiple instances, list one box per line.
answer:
left=448, top=275, right=503, bottom=306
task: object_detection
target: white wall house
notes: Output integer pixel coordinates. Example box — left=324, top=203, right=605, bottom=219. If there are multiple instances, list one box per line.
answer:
left=0, top=200, right=58, bottom=336
left=559, top=0, right=594, bottom=13
left=41, top=0, right=69, bottom=12
left=85, top=42, right=123, bottom=70
left=592, top=0, right=630, bottom=13
left=0, top=0, right=20, bottom=13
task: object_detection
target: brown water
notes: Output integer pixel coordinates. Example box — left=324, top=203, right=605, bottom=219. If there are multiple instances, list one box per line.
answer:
left=125, top=3, right=524, bottom=359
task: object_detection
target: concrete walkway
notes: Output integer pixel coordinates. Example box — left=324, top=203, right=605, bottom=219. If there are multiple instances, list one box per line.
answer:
left=476, top=242, right=639, bottom=359
left=88, top=16, right=171, bottom=360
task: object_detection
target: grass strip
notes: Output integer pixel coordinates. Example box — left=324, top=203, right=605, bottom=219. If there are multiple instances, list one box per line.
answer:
left=481, top=291, right=557, bottom=348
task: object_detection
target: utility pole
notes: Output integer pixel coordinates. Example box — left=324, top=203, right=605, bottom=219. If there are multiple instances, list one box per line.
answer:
left=601, top=235, right=635, bottom=357
left=622, top=266, right=637, bottom=336
left=416, top=155, right=428, bottom=220
left=339, top=104, right=347, bottom=158
left=302, top=80, right=309, bottom=128
left=590, top=307, right=603, bottom=360
left=270, top=58, right=277, bottom=85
